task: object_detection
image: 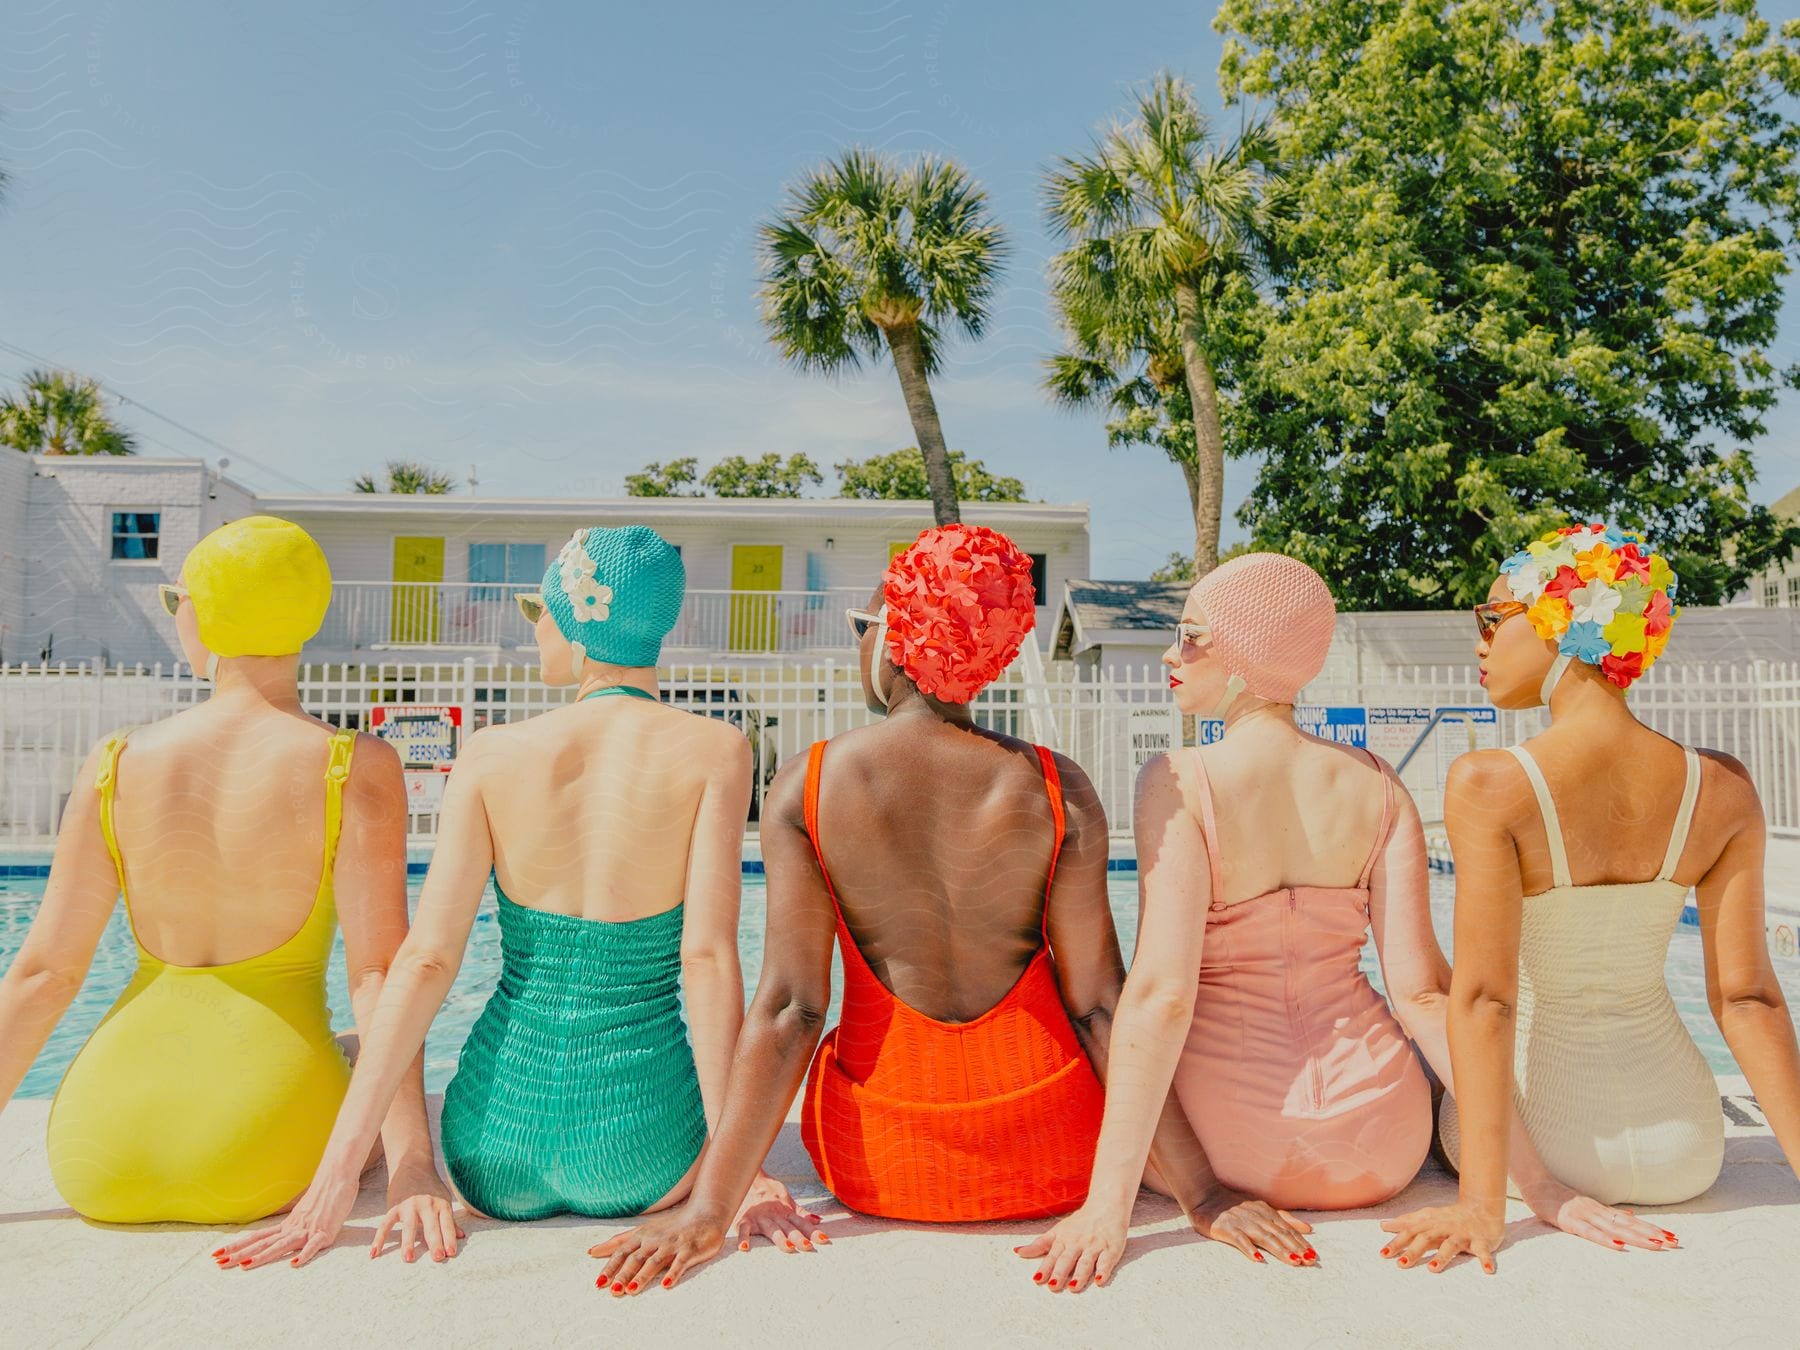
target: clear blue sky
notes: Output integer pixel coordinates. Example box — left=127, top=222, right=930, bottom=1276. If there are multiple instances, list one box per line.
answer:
left=3, top=0, right=1798, bottom=577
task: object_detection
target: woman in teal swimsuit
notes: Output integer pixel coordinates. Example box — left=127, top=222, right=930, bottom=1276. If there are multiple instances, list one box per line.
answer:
left=226, top=525, right=805, bottom=1268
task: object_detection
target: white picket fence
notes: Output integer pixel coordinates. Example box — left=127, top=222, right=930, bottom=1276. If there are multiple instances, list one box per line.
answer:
left=3, top=657, right=1799, bottom=845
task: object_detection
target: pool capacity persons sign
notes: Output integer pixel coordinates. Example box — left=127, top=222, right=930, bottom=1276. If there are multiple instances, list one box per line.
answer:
left=369, top=704, right=460, bottom=812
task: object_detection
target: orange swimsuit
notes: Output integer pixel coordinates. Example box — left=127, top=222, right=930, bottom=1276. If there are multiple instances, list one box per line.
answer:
left=798, top=741, right=1106, bottom=1223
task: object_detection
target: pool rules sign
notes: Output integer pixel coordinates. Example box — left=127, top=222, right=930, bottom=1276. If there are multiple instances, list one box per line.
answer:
left=370, top=705, right=460, bottom=813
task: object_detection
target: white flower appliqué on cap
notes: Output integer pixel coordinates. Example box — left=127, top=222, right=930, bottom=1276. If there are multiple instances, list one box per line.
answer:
left=567, top=573, right=613, bottom=622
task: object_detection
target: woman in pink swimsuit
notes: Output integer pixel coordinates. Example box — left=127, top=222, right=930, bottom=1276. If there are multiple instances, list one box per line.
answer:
left=1020, top=553, right=1658, bottom=1292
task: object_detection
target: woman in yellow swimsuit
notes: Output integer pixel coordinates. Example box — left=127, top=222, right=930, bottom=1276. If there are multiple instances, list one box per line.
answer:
left=0, top=517, right=450, bottom=1253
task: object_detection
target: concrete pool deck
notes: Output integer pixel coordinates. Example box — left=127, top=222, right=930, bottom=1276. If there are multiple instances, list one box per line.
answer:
left=1, top=1082, right=1793, bottom=1350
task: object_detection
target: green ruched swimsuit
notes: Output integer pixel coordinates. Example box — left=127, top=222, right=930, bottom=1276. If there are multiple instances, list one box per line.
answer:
left=440, top=685, right=707, bottom=1220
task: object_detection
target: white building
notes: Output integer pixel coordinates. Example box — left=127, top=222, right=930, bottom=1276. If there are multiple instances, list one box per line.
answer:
left=0, top=453, right=1091, bottom=667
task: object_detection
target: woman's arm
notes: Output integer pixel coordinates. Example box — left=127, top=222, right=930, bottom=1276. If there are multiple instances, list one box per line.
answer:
left=1698, top=754, right=1800, bottom=1171
left=330, top=736, right=443, bottom=1229
left=1371, top=762, right=1671, bottom=1252
left=589, top=755, right=835, bottom=1294
left=1018, top=752, right=1314, bottom=1294
left=221, top=731, right=499, bottom=1270
left=1381, top=750, right=1525, bottom=1274
left=0, top=739, right=121, bottom=1111
left=678, top=732, right=753, bottom=1136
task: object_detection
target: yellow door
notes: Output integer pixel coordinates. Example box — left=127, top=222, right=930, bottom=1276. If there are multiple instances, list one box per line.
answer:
left=391, top=537, right=444, bottom=643
left=729, top=544, right=782, bottom=651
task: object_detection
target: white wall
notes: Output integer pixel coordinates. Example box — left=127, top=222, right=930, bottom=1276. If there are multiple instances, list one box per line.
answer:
left=0, top=452, right=31, bottom=662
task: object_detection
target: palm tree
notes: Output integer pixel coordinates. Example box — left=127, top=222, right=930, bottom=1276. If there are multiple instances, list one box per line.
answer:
left=1044, top=72, right=1277, bottom=576
left=0, top=369, right=139, bottom=456
left=352, top=459, right=456, bottom=494
left=759, top=148, right=1007, bottom=526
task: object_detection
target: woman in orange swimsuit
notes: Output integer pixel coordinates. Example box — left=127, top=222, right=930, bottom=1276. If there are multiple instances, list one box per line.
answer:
left=591, top=524, right=1215, bottom=1294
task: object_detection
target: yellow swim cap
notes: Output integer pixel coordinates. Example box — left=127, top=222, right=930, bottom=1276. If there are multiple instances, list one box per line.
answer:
left=182, top=516, right=332, bottom=657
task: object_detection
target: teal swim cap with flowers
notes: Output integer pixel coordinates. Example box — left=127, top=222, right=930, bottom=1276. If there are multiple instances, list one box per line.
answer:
left=541, top=525, right=685, bottom=669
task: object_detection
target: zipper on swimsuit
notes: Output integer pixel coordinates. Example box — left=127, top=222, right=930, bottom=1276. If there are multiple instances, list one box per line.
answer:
left=1282, top=889, right=1326, bottom=1112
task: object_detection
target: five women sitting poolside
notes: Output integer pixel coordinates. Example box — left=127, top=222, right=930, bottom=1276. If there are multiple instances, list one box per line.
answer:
left=1, top=513, right=1797, bottom=1289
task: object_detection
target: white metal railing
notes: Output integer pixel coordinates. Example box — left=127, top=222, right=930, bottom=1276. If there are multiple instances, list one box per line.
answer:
left=319, top=582, right=870, bottom=655
left=5, top=657, right=1800, bottom=845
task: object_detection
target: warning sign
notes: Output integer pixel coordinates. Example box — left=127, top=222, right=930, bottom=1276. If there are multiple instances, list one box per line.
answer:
left=370, top=704, right=461, bottom=768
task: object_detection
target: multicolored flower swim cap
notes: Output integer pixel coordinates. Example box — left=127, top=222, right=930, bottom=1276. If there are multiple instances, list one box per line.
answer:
left=882, top=525, right=1037, bottom=703
left=542, top=525, right=685, bottom=669
left=1498, top=522, right=1678, bottom=691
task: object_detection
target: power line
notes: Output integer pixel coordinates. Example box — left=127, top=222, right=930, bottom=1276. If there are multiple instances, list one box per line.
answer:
left=0, top=336, right=323, bottom=493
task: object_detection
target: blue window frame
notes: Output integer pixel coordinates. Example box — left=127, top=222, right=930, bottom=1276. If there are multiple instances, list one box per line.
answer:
left=110, top=511, right=160, bottom=560
left=469, top=542, right=546, bottom=599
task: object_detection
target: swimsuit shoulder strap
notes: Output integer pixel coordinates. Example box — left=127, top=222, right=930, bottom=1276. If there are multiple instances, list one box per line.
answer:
left=320, top=728, right=358, bottom=884
left=93, top=727, right=136, bottom=895
left=802, top=740, right=845, bottom=925
left=1175, top=747, right=1227, bottom=909
left=1355, top=747, right=1396, bottom=889
left=1033, top=745, right=1066, bottom=943
left=1656, top=745, right=1703, bottom=883
left=1508, top=744, right=1572, bottom=889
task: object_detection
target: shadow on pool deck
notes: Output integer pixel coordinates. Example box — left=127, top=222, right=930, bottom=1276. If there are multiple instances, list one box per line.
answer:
left=2, top=1086, right=1796, bottom=1350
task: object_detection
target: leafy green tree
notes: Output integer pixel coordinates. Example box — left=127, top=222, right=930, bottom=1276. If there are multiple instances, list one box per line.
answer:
left=702, top=453, right=823, bottom=498
left=1044, top=72, right=1278, bottom=577
left=351, top=459, right=456, bottom=494
left=0, top=369, right=139, bottom=456
left=624, top=457, right=701, bottom=497
left=1217, top=0, right=1800, bottom=608
left=759, top=148, right=1007, bottom=527
left=835, top=447, right=1028, bottom=502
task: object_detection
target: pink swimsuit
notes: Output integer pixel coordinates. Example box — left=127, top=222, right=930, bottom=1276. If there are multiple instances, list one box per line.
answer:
left=1171, top=747, right=1431, bottom=1210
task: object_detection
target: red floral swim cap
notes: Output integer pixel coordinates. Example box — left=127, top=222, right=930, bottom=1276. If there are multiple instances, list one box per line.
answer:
left=882, top=525, right=1037, bottom=703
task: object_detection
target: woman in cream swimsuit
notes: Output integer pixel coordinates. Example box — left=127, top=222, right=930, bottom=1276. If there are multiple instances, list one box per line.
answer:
left=1387, top=521, right=1800, bottom=1274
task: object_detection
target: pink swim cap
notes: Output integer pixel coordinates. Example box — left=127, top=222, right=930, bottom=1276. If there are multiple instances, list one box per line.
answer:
left=882, top=525, right=1037, bottom=703
left=1190, top=552, right=1336, bottom=703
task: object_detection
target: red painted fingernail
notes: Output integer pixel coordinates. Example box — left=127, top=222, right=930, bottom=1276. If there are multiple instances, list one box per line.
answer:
left=1033, top=1272, right=1044, bottom=1283
left=1095, top=1275, right=1105, bottom=1285
left=596, top=1275, right=606, bottom=1289
left=238, top=1261, right=252, bottom=1269
left=1612, top=1239, right=1624, bottom=1247
left=1253, top=1252, right=1264, bottom=1263
left=627, top=1282, right=638, bottom=1293
left=1663, top=1231, right=1678, bottom=1241
left=1304, top=1248, right=1317, bottom=1260
left=1069, top=1280, right=1080, bottom=1290
left=290, top=1258, right=299, bottom=1267
left=1288, top=1253, right=1300, bottom=1263
left=739, top=1241, right=749, bottom=1251
left=661, top=1277, right=672, bottom=1288
left=1428, top=1261, right=1440, bottom=1270
left=1397, top=1257, right=1408, bottom=1267
left=611, top=1282, right=622, bottom=1293
left=1380, top=1247, right=1391, bottom=1257
left=211, top=1248, right=225, bottom=1257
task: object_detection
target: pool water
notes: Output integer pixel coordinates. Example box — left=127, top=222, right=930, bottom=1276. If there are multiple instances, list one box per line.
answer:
left=4, top=871, right=1797, bottom=1097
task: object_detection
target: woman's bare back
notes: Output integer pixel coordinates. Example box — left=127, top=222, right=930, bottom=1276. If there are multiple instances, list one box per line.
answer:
left=1188, top=729, right=1389, bottom=904
left=478, top=697, right=748, bottom=920
left=807, top=721, right=1070, bottom=1023
left=105, top=705, right=366, bottom=967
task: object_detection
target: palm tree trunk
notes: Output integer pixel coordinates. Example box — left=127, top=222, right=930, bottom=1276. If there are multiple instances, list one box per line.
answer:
left=882, top=323, right=962, bottom=526
left=1174, top=281, right=1224, bottom=577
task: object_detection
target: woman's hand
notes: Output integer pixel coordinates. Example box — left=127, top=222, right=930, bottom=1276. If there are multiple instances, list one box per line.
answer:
left=732, top=1172, right=829, bottom=1253
left=1191, top=1189, right=1316, bottom=1267
left=588, top=1204, right=733, bottom=1295
left=371, top=1162, right=466, bottom=1263
left=1519, top=1179, right=1679, bottom=1253
left=1380, top=1201, right=1505, bottom=1273
left=213, top=1167, right=363, bottom=1271
left=1014, top=1200, right=1131, bottom=1291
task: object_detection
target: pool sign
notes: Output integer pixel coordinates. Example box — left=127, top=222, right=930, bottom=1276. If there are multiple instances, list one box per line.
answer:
left=1128, top=705, right=1182, bottom=773
left=1199, top=705, right=1368, bottom=746
left=369, top=704, right=461, bottom=768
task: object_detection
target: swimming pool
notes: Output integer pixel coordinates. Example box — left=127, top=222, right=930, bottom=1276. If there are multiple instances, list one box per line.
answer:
left=4, top=869, right=1797, bottom=1095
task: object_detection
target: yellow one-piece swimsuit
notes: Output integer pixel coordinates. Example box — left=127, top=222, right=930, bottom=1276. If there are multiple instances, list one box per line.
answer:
left=45, top=727, right=358, bottom=1224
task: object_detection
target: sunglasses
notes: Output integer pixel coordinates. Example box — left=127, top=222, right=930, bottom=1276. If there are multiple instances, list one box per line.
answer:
left=1474, top=600, right=1529, bottom=641
left=1174, top=619, right=1211, bottom=650
left=516, top=593, right=546, bottom=624
left=157, top=583, right=188, bottom=618
left=845, top=606, right=884, bottom=643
